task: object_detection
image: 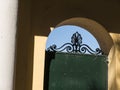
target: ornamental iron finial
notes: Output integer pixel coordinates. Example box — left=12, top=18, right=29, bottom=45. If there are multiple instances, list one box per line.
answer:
left=47, top=32, right=103, bottom=55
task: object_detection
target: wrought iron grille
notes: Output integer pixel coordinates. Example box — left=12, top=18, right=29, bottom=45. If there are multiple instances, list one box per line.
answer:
left=47, top=32, right=103, bottom=55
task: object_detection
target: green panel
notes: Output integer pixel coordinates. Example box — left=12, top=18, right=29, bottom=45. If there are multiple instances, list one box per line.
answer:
left=45, top=52, right=108, bottom=90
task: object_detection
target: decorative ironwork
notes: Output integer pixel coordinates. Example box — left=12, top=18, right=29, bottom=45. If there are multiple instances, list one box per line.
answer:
left=47, top=32, right=103, bottom=55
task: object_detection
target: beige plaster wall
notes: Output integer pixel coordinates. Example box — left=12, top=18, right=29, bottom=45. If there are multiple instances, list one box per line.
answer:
left=108, top=33, right=120, bottom=90
left=32, top=36, right=47, bottom=90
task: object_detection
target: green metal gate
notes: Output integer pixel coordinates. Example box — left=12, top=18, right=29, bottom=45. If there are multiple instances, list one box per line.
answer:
left=44, top=32, right=108, bottom=90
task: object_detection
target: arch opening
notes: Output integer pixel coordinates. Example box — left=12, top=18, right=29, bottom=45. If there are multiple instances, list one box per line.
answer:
left=55, top=17, right=113, bottom=55
left=46, top=25, right=103, bottom=55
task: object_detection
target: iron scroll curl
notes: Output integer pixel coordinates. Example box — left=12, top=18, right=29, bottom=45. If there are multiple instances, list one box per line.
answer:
left=47, top=32, right=103, bottom=55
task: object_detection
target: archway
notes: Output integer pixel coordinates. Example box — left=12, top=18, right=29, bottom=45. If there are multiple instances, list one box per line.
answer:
left=56, top=17, right=113, bottom=55
left=46, top=25, right=102, bottom=55
left=44, top=17, right=113, bottom=90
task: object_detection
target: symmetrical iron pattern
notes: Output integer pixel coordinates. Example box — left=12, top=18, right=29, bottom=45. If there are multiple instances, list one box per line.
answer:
left=47, top=32, right=103, bottom=55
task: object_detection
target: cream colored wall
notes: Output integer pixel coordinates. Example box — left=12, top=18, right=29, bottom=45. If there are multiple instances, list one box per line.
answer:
left=32, top=36, right=47, bottom=90
left=108, top=33, right=120, bottom=90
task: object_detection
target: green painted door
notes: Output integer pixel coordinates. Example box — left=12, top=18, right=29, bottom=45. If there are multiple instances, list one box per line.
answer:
left=44, top=52, right=108, bottom=90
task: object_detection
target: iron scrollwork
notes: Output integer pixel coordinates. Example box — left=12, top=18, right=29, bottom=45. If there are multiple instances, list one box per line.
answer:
left=47, top=32, right=103, bottom=55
